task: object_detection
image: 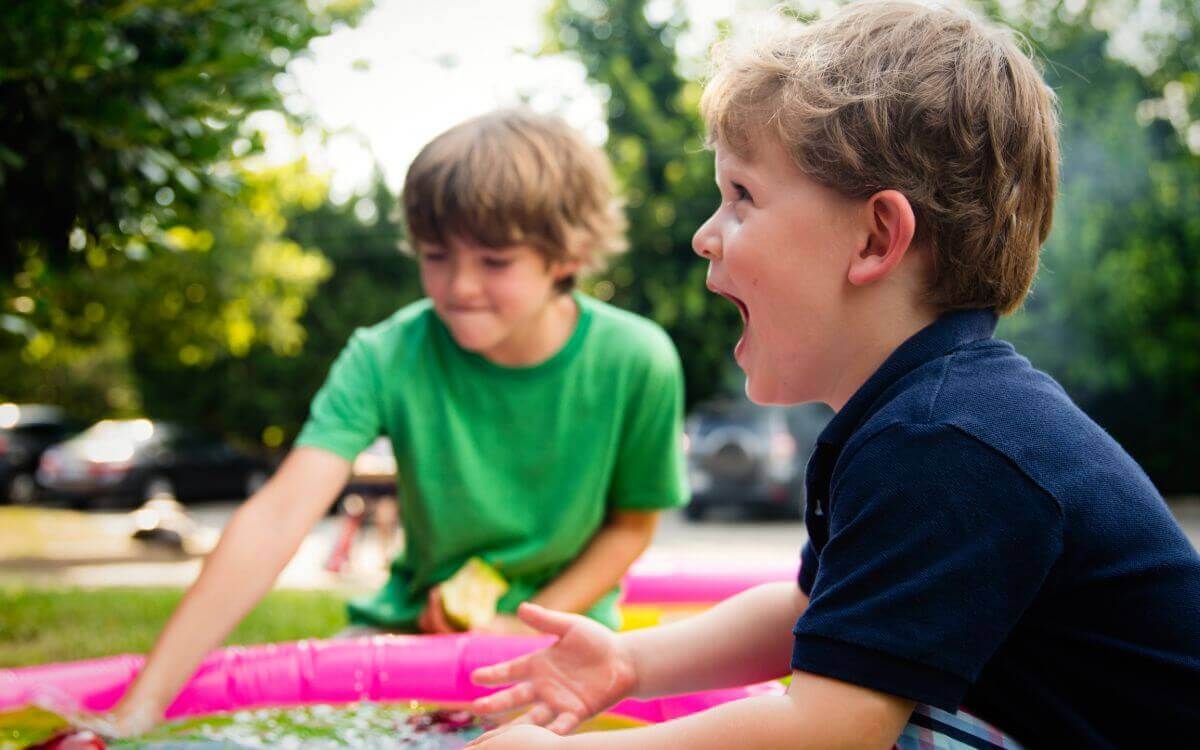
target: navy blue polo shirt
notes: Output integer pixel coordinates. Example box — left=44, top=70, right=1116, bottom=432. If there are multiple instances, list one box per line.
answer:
left=792, top=310, right=1200, bottom=748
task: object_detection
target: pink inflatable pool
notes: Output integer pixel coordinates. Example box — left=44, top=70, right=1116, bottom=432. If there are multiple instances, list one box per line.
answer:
left=622, top=558, right=798, bottom=604
left=0, top=634, right=782, bottom=725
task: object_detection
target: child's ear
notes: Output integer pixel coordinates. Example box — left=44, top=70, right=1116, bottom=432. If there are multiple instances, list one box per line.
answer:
left=552, top=257, right=583, bottom=283
left=847, top=190, right=917, bottom=287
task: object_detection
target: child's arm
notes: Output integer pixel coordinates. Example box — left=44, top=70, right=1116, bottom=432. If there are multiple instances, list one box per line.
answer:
left=471, top=581, right=807, bottom=731
left=527, top=509, right=660, bottom=616
left=470, top=588, right=911, bottom=750
left=470, top=672, right=913, bottom=750
left=106, top=447, right=351, bottom=733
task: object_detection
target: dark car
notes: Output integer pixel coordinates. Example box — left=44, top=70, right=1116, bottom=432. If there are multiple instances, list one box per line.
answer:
left=0, top=403, right=85, bottom=504
left=683, top=399, right=832, bottom=521
left=37, top=419, right=271, bottom=508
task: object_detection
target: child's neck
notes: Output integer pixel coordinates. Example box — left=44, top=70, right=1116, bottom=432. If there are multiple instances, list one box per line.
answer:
left=480, top=293, right=580, bottom=368
left=826, top=301, right=940, bottom=412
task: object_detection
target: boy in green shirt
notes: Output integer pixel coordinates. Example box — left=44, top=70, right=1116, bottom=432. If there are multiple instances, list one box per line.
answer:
left=107, top=109, right=688, bottom=731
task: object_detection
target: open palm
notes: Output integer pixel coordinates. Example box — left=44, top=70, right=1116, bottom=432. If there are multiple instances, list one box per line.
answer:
left=469, top=603, right=638, bottom=735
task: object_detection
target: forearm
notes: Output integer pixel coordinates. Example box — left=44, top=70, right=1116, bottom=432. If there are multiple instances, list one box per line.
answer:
left=563, top=695, right=804, bottom=750
left=623, top=581, right=806, bottom=698
left=560, top=676, right=908, bottom=750
left=119, top=449, right=346, bottom=715
left=121, top=501, right=306, bottom=709
left=531, top=511, right=657, bottom=614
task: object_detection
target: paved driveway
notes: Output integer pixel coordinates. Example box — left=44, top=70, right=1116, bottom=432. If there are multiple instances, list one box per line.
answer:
left=2, top=499, right=1197, bottom=590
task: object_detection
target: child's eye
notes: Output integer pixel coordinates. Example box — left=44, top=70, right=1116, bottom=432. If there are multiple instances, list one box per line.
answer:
left=421, top=252, right=447, bottom=263
left=483, top=257, right=512, bottom=269
left=732, top=182, right=753, bottom=203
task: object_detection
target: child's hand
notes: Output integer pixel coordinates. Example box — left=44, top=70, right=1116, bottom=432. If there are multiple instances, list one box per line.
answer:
left=469, top=602, right=637, bottom=735
left=417, top=586, right=458, bottom=634
left=477, top=613, right=537, bottom=636
left=466, top=724, right=563, bottom=749
left=53, top=700, right=158, bottom=740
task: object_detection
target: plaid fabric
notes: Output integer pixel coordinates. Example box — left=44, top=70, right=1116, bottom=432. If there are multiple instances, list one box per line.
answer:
left=895, top=705, right=1025, bottom=750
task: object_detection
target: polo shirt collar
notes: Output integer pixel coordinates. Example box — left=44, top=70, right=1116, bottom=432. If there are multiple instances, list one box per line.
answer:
left=817, top=309, right=999, bottom=448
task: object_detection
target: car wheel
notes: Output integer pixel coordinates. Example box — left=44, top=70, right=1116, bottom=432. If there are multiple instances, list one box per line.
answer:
left=244, top=469, right=269, bottom=498
left=7, top=472, right=37, bottom=505
left=142, top=474, right=177, bottom=502
left=684, top=502, right=706, bottom=522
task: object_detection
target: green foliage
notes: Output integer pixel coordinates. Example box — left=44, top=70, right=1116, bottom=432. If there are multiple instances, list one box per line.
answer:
left=1, top=162, right=333, bottom=437
left=0, top=586, right=346, bottom=667
left=547, top=0, right=742, bottom=406
left=0, top=0, right=369, bottom=443
left=0, top=0, right=366, bottom=274
left=995, top=1, right=1200, bottom=491
left=253, top=176, right=421, bottom=446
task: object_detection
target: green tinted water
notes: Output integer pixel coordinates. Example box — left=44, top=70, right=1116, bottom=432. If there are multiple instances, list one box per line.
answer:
left=113, top=702, right=488, bottom=749
left=2, top=703, right=640, bottom=750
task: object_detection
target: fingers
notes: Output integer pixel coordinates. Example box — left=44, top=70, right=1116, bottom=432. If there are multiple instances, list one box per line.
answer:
left=515, top=602, right=578, bottom=637
left=471, top=652, right=534, bottom=687
left=427, top=586, right=456, bottom=634
left=512, top=703, right=553, bottom=727
left=545, top=712, right=581, bottom=735
left=472, top=681, right=536, bottom=715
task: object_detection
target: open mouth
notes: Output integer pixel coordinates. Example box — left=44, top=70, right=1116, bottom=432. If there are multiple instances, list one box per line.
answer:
left=718, top=291, right=749, bottom=324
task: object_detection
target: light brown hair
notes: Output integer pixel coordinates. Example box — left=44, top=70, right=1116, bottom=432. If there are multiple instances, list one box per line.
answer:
left=402, top=108, right=627, bottom=291
left=701, top=0, right=1060, bottom=314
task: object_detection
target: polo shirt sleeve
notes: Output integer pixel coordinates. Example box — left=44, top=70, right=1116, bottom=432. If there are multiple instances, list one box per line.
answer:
left=606, top=331, right=689, bottom=512
left=791, top=422, right=1063, bottom=710
left=294, top=330, right=384, bottom=462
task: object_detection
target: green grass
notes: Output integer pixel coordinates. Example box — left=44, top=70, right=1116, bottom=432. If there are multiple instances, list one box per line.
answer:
left=0, top=586, right=348, bottom=668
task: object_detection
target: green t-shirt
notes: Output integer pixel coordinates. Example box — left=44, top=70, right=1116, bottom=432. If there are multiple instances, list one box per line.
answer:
left=295, top=292, right=689, bottom=630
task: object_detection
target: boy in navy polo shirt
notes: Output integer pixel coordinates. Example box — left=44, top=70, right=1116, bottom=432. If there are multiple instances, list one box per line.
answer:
left=465, top=2, right=1200, bottom=748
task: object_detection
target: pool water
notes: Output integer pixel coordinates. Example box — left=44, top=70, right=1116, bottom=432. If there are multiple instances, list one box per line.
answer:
left=2, top=703, right=641, bottom=750
left=113, top=703, right=491, bottom=749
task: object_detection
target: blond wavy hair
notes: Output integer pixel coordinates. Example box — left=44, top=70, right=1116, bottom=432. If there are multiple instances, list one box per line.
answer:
left=701, top=0, right=1060, bottom=314
left=402, top=109, right=627, bottom=291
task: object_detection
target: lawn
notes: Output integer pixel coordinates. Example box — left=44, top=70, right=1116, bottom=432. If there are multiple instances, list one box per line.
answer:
left=0, top=586, right=348, bottom=668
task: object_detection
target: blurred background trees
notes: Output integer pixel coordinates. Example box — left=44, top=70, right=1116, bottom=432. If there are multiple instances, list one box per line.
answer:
left=1, top=0, right=1197, bottom=491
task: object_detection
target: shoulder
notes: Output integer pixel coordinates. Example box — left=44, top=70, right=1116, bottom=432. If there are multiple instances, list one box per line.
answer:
left=580, top=295, right=681, bottom=375
left=836, top=335, right=1158, bottom=523
left=861, top=338, right=1153, bottom=506
left=835, top=339, right=1073, bottom=517
left=352, top=298, right=436, bottom=347
left=831, top=421, right=1065, bottom=549
left=341, top=299, right=437, bottom=362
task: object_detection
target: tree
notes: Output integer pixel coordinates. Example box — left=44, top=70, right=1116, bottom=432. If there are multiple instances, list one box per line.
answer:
left=0, top=160, right=333, bottom=435
left=545, top=0, right=743, bottom=407
left=993, top=1, right=1200, bottom=491
left=0, top=0, right=366, bottom=274
left=0, top=0, right=370, bottom=443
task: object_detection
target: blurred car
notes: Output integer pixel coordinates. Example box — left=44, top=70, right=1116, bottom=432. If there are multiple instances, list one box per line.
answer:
left=0, top=403, right=84, bottom=504
left=37, top=419, right=271, bottom=508
left=683, top=399, right=832, bottom=521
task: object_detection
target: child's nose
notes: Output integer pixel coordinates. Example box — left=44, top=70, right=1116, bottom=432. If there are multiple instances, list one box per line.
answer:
left=692, top=219, right=722, bottom=260
left=449, top=265, right=482, bottom=299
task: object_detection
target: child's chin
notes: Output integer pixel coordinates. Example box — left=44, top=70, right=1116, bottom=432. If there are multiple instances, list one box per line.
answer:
left=447, top=328, right=500, bottom=352
left=743, top=377, right=775, bottom=405
left=745, top=376, right=800, bottom=406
